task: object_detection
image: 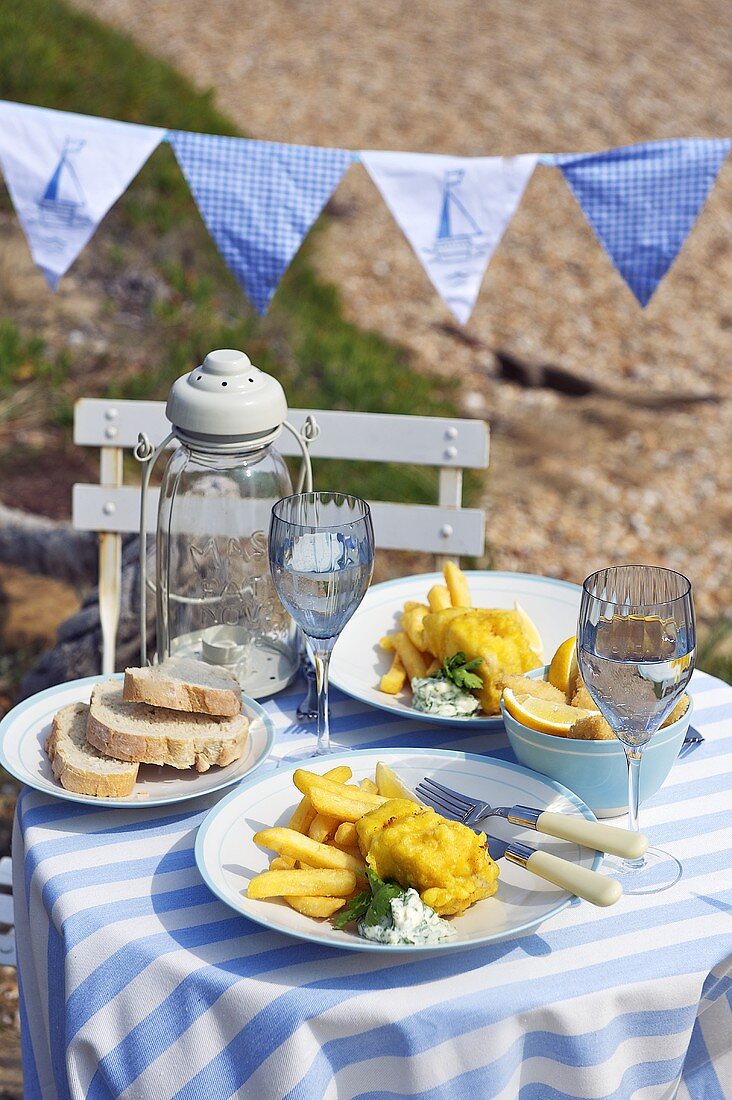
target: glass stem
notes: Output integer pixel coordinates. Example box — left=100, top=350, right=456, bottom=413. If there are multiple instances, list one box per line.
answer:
left=624, top=745, right=646, bottom=868
left=313, top=644, right=334, bottom=755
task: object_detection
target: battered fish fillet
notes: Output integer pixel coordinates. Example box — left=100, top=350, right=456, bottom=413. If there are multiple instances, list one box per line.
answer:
left=423, top=608, right=542, bottom=714
left=568, top=713, right=615, bottom=740
left=356, top=799, right=500, bottom=917
left=571, top=680, right=597, bottom=710
left=661, top=694, right=690, bottom=727
left=497, top=674, right=565, bottom=704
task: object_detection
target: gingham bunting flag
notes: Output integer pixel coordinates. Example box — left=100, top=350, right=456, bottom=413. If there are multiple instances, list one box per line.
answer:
left=361, top=150, right=539, bottom=324
left=169, top=131, right=353, bottom=313
left=552, top=139, right=732, bottom=306
left=0, top=100, right=165, bottom=289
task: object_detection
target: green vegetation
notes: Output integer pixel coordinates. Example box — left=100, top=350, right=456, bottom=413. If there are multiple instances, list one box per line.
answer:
left=0, top=0, right=463, bottom=505
left=697, top=620, right=732, bottom=686
left=0, top=322, right=73, bottom=427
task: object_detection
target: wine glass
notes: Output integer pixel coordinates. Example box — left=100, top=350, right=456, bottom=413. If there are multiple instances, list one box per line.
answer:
left=578, top=565, right=695, bottom=894
left=269, top=492, right=374, bottom=756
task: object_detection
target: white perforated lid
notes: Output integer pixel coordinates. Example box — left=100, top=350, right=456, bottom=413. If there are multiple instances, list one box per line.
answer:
left=166, top=349, right=288, bottom=446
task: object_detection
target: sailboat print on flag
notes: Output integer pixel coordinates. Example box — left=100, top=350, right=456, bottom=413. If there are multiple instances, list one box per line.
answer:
left=0, top=100, right=165, bottom=289
left=361, top=150, right=539, bottom=323
left=428, top=169, right=490, bottom=265
left=37, top=139, right=91, bottom=230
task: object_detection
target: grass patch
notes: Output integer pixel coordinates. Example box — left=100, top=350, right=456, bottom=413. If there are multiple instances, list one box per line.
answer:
left=0, top=322, right=73, bottom=427
left=0, top=0, right=473, bottom=511
left=697, top=620, right=732, bottom=685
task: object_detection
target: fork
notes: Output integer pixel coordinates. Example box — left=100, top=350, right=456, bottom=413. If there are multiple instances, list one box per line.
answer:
left=416, top=776, right=647, bottom=860
left=678, top=727, right=705, bottom=760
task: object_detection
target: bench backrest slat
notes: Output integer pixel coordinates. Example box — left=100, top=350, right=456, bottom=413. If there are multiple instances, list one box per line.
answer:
left=72, top=484, right=485, bottom=557
left=74, top=399, right=489, bottom=469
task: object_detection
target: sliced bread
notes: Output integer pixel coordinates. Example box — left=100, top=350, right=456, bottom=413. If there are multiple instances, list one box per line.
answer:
left=123, top=657, right=242, bottom=717
left=45, top=702, right=139, bottom=798
left=87, top=680, right=249, bottom=772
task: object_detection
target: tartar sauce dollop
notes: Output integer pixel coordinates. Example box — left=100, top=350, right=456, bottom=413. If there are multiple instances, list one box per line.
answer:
left=411, top=676, right=480, bottom=718
left=359, top=889, right=456, bottom=946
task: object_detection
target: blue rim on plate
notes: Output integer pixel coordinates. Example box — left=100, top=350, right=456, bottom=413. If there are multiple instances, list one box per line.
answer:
left=329, top=571, right=583, bottom=730
left=194, top=747, right=602, bottom=953
left=0, top=673, right=276, bottom=808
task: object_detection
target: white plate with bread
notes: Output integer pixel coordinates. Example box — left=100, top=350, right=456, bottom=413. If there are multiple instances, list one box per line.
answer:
left=0, top=659, right=276, bottom=807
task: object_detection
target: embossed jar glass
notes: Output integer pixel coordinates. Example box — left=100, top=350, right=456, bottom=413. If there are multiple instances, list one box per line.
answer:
left=137, top=349, right=313, bottom=699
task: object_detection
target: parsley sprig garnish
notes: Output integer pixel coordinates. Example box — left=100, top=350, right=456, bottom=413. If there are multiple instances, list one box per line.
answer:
left=433, top=652, right=484, bottom=691
left=333, top=868, right=405, bottom=930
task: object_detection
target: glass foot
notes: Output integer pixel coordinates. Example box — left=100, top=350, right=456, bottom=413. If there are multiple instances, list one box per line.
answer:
left=276, top=742, right=333, bottom=766
left=603, top=846, right=682, bottom=895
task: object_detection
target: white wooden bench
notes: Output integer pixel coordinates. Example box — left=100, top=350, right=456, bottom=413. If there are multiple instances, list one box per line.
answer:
left=72, top=399, right=489, bottom=675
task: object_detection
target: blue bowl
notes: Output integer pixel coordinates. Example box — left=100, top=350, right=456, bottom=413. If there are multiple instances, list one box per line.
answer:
left=500, top=667, right=692, bottom=818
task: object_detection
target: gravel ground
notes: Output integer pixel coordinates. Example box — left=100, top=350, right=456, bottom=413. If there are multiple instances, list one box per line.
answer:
left=3, top=10, right=729, bottom=1089
left=57, top=0, right=732, bottom=624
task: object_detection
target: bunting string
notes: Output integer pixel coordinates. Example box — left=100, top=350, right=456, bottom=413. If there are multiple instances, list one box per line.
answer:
left=0, top=99, right=728, bottom=321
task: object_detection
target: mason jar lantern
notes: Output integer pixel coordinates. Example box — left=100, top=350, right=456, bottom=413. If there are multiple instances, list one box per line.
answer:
left=135, top=348, right=314, bottom=698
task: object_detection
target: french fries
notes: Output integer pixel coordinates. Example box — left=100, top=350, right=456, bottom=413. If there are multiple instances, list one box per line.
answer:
left=249, top=765, right=388, bottom=919
left=380, top=651, right=406, bottom=695
left=269, top=856, right=295, bottom=871
left=444, top=560, right=472, bottom=608
left=247, top=868, right=357, bottom=899
left=286, top=895, right=346, bottom=918
left=428, top=584, right=452, bottom=612
left=287, top=764, right=351, bottom=833
left=303, top=787, right=386, bottom=824
left=334, top=821, right=359, bottom=848
left=401, top=604, right=429, bottom=651
left=378, top=562, right=486, bottom=700
left=308, top=813, right=338, bottom=844
left=254, top=827, right=366, bottom=875
left=293, top=770, right=387, bottom=808
left=391, top=632, right=429, bottom=681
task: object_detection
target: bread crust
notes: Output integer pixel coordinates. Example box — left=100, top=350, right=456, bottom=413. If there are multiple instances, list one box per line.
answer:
left=123, top=667, right=241, bottom=717
left=88, top=683, right=249, bottom=772
left=45, top=702, right=138, bottom=797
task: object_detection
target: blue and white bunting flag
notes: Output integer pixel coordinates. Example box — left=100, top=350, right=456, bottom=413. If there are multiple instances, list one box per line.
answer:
left=0, top=101, right=165, bottom=289
left=552, top=139, right=732, bottom=306
left=168, top=132, right=353, bottom=313
left=360, top=150, right=539, bottom=323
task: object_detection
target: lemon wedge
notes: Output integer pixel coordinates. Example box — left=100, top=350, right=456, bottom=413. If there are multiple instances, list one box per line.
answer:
left=514, top=601, right=544, bottom=659
left=548, top=636, right=578, bottom=695
left=503, top=688, right=598, bottom=737
left=375, top=762, right=422, bottom=803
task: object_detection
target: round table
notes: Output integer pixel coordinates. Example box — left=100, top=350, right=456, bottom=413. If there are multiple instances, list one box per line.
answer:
left=11, top=671, right=732, bottom=1099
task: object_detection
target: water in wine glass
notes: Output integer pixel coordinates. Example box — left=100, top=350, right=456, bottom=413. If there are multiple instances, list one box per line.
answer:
left=581, top=615, right=694, bottom=746
left=578, top=565, right=695, bottom=895
left=272, top=530, right=372, bottom=639
left=269, top=492, right=374, bottom=759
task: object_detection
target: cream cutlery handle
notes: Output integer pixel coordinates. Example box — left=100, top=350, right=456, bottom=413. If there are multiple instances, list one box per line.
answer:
left=536, top=811, right=648, bottom=860
left=524, top=850, right=622, bottom=907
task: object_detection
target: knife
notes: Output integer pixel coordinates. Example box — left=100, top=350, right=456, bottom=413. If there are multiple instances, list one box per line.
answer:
left=486, top=834, right=621, bottom=907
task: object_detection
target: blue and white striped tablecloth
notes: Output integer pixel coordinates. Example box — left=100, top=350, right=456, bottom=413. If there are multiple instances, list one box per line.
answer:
left=12, top=671, right=732, bottom=1100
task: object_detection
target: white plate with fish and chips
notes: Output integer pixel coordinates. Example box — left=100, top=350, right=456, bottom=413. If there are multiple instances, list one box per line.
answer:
left=329, top=570, right=582, bottom=729
left=195, top=748, right=602, bottom=953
